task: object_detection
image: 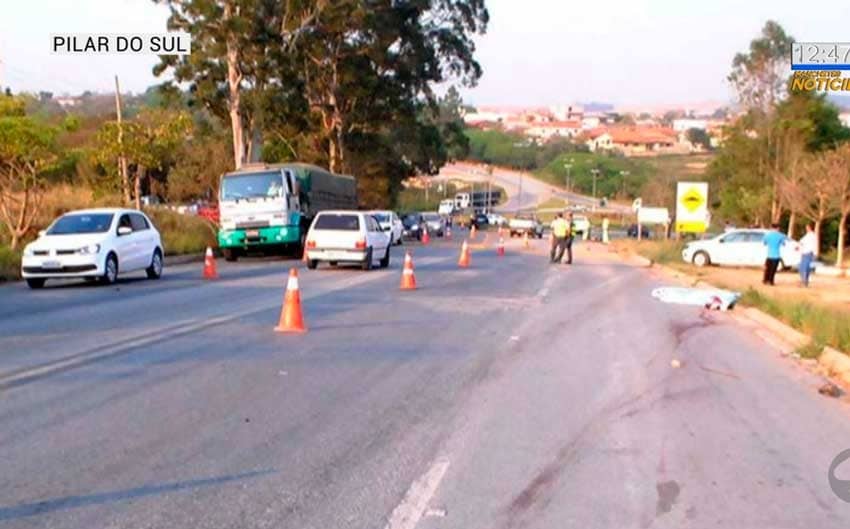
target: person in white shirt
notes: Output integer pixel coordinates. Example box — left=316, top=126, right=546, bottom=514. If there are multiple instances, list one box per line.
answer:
left=799, top=223, right=817, bottom=287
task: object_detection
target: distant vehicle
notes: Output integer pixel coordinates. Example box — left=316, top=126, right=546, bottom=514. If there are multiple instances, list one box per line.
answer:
left=469, top=212, right=489, bottom=229
left=421, top=212, right=446, bottom=236
left=438, top=199, right=455, bottom=215
left=570, top=215, right=591, bottom=237
left=508, top=214, right=544, bottom=238
left=218, top=163, right=357, bottom=261
left=681, top=229, right=803, bottom=269
left=627, top=224, right=651, bottom=238
left=402, top=213, right=425, bottom=240
left=454, top=191, right=502, bottom=210
left=370, top=210, right=403, bottom=245
left=304, top=211, right=391, bottom=270
left=21, top=208, right=163, bottom=289
left=487, top=213, right=507, bottom=226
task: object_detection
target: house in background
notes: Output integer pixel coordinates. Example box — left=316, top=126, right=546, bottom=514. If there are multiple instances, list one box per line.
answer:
left=524, top=121, right=582, bottom=141
left=584, top=126, right=682, bottom=156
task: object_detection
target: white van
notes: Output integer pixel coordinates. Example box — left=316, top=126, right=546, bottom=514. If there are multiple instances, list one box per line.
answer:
left=438, top=199, right=455, bottom=215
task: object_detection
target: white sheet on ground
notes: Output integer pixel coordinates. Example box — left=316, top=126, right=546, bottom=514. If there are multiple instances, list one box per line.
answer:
left=651, top=286, right=741, bottom=311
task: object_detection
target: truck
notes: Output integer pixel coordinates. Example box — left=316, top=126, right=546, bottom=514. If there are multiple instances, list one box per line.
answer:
left=454, top=191, right=502, bottom=210
left=217, top=163, right=358, bottom=261
left=438, top=199, right=456, bottom=215
left=508, top=214, right=544, bottom=238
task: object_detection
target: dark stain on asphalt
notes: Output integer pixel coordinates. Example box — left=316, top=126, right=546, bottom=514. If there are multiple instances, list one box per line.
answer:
left=670, top=312, right=715, bottom=348
left=655, top=480, right=681, bottom=516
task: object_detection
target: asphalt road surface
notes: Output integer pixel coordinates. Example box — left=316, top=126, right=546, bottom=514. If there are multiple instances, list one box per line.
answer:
left=2, top=235, right=849, bottom=528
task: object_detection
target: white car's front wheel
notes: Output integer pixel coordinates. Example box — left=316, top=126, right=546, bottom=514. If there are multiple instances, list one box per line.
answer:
left=146, top=249, right=163, bottom=279
left=692, top=251, right=710, bottom=267
left=101, top=254, right=118, bottom=285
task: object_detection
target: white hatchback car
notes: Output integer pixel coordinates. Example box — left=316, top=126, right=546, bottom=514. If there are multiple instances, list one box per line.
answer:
left=370, top=210, right=404, bottom=245
left=682, top=229, right=802, bottom=269
left=304, top=211, right=391, bottom=270
left=22, top=208, right=164, bottom=289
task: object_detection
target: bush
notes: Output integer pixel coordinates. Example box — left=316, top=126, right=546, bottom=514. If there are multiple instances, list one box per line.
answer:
left=0, top=245, right=21, bottom=281
left=145, top=208, right=217, bottom=256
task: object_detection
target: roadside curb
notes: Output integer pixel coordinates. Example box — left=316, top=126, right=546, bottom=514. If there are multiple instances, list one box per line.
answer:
left=820, top=348, right=850, bottom=387
left=164, top=253, right=205, bottom=266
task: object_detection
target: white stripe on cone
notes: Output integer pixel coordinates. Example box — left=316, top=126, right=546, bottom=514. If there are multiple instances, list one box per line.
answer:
left=287, top=276, right=299, bottom=291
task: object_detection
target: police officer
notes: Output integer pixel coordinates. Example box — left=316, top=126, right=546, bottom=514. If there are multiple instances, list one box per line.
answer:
left=564, top=212, right=575, bottom=264
left=550, top=213, right=569, bottom=264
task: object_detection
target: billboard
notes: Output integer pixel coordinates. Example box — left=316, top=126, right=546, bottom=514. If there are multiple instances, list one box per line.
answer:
left=675, top=182, right=708, bottom=233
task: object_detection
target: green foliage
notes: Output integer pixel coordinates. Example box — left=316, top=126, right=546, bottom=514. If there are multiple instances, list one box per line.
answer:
left=538, top=152, right=648, bottom=199
left=0, top=245, right=21, bottom=281
left=144, top=208, right=217, bottom=255
left=686, top=128, right=712, bottom=150
left=167, top=133, right=233, bottom=202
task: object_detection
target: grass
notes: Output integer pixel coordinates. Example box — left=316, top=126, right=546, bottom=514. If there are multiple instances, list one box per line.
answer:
left=616, top=239, right=850, bottom=356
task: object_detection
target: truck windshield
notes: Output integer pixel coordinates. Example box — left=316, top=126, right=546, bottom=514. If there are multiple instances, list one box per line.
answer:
left=221, top=171, right=284, bottom=200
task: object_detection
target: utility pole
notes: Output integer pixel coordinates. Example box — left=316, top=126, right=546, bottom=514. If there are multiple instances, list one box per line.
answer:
left=591, top=168, right=600, bottom=200
left=114, top=75, right=130, bottom=206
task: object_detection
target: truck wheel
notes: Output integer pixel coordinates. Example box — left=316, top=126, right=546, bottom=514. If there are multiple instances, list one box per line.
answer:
left=223, top=249, right=238, bottom=262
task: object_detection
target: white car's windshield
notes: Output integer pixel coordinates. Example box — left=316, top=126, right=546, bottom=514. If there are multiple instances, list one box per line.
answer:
left=221, top=171, right=284, bottom=200
left=372, top=213, right=390, bottom=223
left=47, top=214, right=113, bottom=235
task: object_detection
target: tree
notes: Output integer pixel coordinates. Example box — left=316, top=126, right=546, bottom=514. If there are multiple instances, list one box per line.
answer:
left=825, top=144, right=850, bottom=266
left=686, top=128, right=711, bottom=151
left=0, top=98, right=61, bottom=249
left=728, top=20, right=794, bottom=222
left=167, top=133, right=233, bottom=202
left=780, top=152, right=837, bottom=248
left=94, top=109, right=192, bottom=209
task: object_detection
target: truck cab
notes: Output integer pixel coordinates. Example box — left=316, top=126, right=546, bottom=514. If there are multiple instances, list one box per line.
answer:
left=218, top=165, right=305, bottom=261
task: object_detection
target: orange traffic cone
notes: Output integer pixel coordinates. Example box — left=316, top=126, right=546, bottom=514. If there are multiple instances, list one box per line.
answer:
left=421, top=228, right=430, bottom=245
left=471, top=225, right=477, bottom=239
left=458, top=240, right=471, bottom=268
left=202, top=246, right=218, bottom=279
left=400, top=251, right=417, bottom=290
left=275, top=268, right=307, bottom=333
left=497, top=236, right=505, bottom=257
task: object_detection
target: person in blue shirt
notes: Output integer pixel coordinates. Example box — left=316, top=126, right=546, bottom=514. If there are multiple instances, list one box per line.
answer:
left=762, top=223, right=787, bottom=286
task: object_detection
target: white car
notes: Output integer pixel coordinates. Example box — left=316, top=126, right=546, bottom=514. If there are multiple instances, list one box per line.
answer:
left=370, top=210, right=404, bottom=245
left=570, top=215, right=590, bottom=236
left=22, top=208, right=164, bottom=289
left=682, top=229, right=802, bottom=269
left=304, top=211, right=391, bottom=270
left=487, top=213, right=506, bottom=226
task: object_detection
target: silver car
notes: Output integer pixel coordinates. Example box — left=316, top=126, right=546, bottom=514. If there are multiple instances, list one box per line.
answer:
left=421, top=212, right=446, bottom=237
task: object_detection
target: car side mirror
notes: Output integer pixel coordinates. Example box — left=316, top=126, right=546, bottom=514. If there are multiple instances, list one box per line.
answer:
left=118, top=226, right=133, bottom=236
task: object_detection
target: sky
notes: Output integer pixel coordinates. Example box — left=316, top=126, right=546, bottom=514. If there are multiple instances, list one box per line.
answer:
left=1, top=0, right=849, bottom=109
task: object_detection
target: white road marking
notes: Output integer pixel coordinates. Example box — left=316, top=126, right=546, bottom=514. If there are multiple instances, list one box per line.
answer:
left=510, top=335, right=520, bottom=342
left=384, top=457, right=450, bottom=529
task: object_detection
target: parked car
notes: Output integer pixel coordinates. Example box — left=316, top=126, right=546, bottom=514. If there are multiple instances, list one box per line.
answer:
left=508, top=215, right=544, bottom=238
left=402, top=213, right=425, bottom=240
left=681, top=229, right=803, bottom=269
left=421, top=212, right=446, bottom=236
left=21, top=208, right=164, bottom=289
left=627, top=224, right=651, bottom=238
left=304, top=211, right=391, bottom=270
left=370, top=210, right=404, bottom=245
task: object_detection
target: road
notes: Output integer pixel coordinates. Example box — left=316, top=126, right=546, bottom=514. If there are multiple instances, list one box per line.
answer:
left=434, top=163, right=632, bottom=214
left=1, top=235, right=849, bottom=528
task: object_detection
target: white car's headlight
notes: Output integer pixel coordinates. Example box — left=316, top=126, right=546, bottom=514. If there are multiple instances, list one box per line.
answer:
left=77, top=243, right=101, bottom=255
left=23, top=245, right=35, bottom=257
